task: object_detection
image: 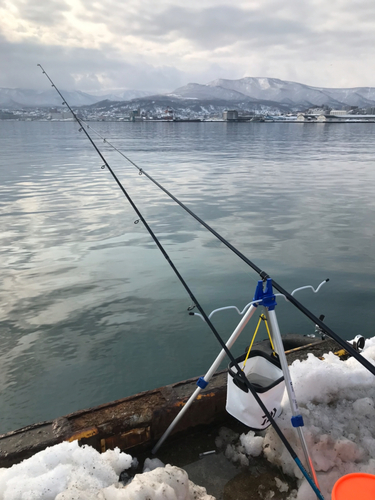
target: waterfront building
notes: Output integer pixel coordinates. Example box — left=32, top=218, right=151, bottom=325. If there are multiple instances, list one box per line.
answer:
left=223, top=110, right=238, bottom=121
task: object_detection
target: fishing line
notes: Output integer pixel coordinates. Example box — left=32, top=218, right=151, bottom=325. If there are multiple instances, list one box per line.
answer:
left=38, top=64, right=324, bottom=499
left=70, top=110, right=375, bottom=379
left=76, top=122, right=263, bottom=289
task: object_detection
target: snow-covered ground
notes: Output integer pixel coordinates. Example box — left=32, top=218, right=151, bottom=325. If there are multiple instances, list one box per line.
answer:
left=0, top=443, right=213, bottom=500
left=223, top=336, right=375, bottom=499
left=1, top=337, right=375, bottom=500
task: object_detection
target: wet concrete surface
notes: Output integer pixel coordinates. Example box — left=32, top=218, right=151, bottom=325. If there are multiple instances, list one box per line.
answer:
left=185, top=453, right=296, bottom=500
left=134, top=421, right=297, bottom=500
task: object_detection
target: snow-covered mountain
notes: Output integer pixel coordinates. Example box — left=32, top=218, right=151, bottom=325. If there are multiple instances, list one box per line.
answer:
left=168, top=83, right=259, bottom=102
left=87, top=93, right=289, bottom=119
left=0, top=88, right=153, bottom=108
left=86, top=89, right=153, bottom=101
left=0, top=88, right=104, bottom=108
left=175, top=77, right=375, bottom=108
left=2, top=78, right=375, bottom=111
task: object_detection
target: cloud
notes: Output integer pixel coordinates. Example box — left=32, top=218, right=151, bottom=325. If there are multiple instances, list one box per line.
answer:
left=1, top=0, right=375, bottom=92
left=0, top=37, right=186, bottom=91
left=73, top=3, right=308, bottom=50
left=10, top=0, right=71, bottom=26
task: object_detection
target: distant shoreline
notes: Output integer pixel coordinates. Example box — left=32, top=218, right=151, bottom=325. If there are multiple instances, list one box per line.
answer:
left=2, top=119, right=375, bottom=123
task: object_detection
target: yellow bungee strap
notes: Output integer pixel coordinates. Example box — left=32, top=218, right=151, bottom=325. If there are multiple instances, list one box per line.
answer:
left=243, top=314, right=275, bottom=369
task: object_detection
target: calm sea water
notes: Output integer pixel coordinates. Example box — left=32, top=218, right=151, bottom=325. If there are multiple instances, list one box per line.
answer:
left=1, top=121, right=375, bottom=434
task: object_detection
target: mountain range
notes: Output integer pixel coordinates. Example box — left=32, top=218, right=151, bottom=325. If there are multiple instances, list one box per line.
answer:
left=0, top=88, right=152, bottom=109
left=168, top=78, right=375, bottom=109
left=2, top=77, right=375, bottom=111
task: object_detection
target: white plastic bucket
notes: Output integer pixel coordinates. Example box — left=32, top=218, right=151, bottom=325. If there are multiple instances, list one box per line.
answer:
left=226, top=350, right=285, bottom=430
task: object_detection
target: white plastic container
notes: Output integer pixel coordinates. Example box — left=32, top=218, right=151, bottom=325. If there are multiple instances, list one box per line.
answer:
left=226, top=350, right=285, bottom=430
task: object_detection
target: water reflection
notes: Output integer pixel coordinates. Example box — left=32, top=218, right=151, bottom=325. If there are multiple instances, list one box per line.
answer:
left=0, top=121, right=375, bottom=433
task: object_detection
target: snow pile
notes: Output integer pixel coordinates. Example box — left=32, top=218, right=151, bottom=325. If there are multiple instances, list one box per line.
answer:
left=0, top=441, right=132, bottom=500
left=224, top=337, right=375, bottom=499
left=99, top=464, right=214, bottom=500
left=0, top=441, right=213, bottom=500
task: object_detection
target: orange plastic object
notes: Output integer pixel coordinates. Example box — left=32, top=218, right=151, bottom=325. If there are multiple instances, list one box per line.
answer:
left=332, top=473, right=375, bottom=500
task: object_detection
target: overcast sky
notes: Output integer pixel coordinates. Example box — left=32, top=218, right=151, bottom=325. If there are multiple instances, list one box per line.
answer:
left=1, top=0, right=375, bottom=93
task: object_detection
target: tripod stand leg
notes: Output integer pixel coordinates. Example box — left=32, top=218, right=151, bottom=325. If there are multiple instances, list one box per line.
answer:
left=266, top=309, right=320, bottom=490
left=152, top=304, right=258, bottom=454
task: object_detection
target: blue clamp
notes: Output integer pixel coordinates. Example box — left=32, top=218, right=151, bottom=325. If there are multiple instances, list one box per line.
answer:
left=291, top=415, right=304, bottom=427
left=253, top=278, right=277, bottom=311
left=197, top=377, right=208, bottom=389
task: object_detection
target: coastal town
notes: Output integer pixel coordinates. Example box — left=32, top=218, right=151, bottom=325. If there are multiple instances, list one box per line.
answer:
left=2, top=105, right=375, bottom=122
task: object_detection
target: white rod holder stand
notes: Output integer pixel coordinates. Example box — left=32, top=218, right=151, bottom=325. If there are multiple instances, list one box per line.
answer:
left=152, top=303, right=258, bottom=454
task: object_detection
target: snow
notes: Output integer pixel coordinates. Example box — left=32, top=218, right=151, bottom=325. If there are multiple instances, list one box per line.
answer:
left=275, top=477, right=289, bottom=493
left=0, top=442, right=133, bottom=500
left=98, top=465, right=214, bottom=500
left=142, top=458, right=165, bottom=473
left=224, top=336, right=375, bottom=499
left=239, top=431, right=263, bottom=457
left=0, top=441, right=213, bottom=500
left=257, top=78, right=272, bottom=90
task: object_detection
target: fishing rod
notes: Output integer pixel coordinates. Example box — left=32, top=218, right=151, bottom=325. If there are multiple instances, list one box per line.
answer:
left=74, top=114, right=375, bottom=379
left=38, top=64, right=324, bottom=499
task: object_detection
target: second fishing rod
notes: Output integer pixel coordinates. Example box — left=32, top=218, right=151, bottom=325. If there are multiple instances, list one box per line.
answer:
left=38, top=64, right=325, bottom=499
left=71, top=110, right=375, bottom=379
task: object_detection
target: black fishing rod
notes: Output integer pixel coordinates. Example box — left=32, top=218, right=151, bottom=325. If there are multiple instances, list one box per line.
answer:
left=76, top=117, right=375, bottom=379
left=38, top=64, right=324, bottom=499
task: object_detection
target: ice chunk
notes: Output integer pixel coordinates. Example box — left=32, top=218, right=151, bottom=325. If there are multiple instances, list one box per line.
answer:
left=239, top=431, right=264, bottom=457
left=274, top=477, right=288, bottom=492
left=143, top=457, right=165, bottom=473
